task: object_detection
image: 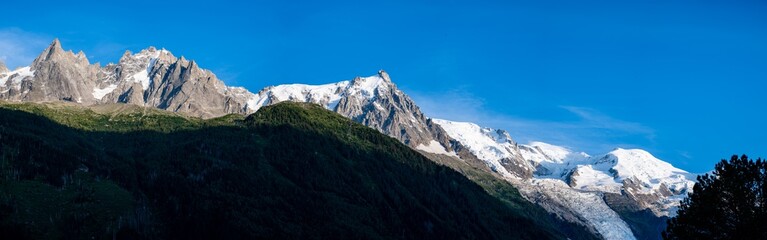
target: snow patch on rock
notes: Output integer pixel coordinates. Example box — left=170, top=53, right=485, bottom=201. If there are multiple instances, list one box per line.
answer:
left=92, top=84, right=118, bottom=100
left=0, top=66, right=34, bottom=87
left=416, top=140, right=458, bottom=157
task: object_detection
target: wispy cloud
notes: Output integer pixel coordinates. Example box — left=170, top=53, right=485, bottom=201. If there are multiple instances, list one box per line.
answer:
left=0, top=28, right=51, bottom=69
left=408, top=89, right=657, bottom=154
left=559, top=105, right=656, bottom=141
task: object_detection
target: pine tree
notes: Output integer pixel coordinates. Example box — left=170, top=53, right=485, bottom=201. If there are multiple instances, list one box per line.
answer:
left=663, top=155, right=767, bottom=239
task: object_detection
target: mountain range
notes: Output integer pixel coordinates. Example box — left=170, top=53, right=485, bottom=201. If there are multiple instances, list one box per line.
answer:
left=0, top=39, right=700, bottom=239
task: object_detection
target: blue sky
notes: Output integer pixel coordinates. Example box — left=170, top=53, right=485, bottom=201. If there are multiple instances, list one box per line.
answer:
left=1, top=0, right=765, bottom=172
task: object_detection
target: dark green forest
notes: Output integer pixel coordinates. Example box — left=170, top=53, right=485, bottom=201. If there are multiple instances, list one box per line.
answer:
left=0, top=102, right=596, bottom=239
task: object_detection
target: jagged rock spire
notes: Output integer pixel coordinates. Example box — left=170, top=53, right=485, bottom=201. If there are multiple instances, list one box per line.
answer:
left=119, top=50, right=133, bottom=62
left=5, top=38, right=101, bottom=104
left=32, top=38, right=65, bottom=67
left=30, top=38, right=94, bottom=69
left=378, top=69, right=391, bottom=82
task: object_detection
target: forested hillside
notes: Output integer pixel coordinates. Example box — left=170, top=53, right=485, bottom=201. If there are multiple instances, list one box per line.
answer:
left=0, top=102, right=595, bottom=239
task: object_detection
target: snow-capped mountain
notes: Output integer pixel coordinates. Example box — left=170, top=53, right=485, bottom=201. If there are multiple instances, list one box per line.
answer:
left=245, top=70, right=456, bottom=150
left=571, top=149, right=696, bottom=216
left=1, top=39, right=700, bottom=239
left=431, top=119, right=532, bottom=178
left=432, top=119, right=697, bottom=239
left=523, top=143, right=696, bottom=217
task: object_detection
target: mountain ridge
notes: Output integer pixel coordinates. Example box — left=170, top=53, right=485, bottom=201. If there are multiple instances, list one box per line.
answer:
left=1, top=39, right=257, bottom=117
left=1, top=39, right=701, bottom=239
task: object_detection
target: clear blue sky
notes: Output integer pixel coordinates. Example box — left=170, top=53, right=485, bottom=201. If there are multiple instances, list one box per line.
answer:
left=1, top=0, right=765, bottom=172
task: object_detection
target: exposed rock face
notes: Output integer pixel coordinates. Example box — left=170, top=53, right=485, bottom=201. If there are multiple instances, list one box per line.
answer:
left=0, top=39, right=255, bottom=118
left=1, top=39, right=99, bottom=104
left=602, top=192, right=669, bottom=240
left=98, top=48, right=253, bottom=118
left=338, top=74, right=451, bottom=148
left=248, top=70, right=455, bottom=150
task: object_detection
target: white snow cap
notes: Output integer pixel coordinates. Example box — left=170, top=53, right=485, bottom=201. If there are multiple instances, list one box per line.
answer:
left=244, top=73, right=390, bottom=113
left=432, top=119, right=525, bottom=178
left=591, top=148, right=696, bottom=194
left=431, top=115, right=696, bottom=220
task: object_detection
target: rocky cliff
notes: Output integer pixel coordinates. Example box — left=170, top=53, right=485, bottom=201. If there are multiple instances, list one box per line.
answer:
left=0, top=39, right=255, bottom=118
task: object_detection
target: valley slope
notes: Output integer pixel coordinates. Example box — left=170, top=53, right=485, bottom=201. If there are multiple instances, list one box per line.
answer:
left=0, top=101, right=596, bottom=239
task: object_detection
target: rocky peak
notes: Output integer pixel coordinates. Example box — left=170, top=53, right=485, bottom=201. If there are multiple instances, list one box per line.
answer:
left=346, top=74, right=392, bottom=102
left=0, top=38, right=255, bottom=117
left=5, top=39, right=100, bottom=104
left=31, top=39, right=93, bottom=71
left=119, top=47, right=175, bottom=65
left=156, top=48, right=176, bottom=62
left=75, top=50, right=89, bottom=65
left=245, top=71, right=454, bottom=154
left=119, top=50, right=133, bottom=62
left=32, top=38, right=67, bottom=67
left=377, top=69, right=391, bottom=82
